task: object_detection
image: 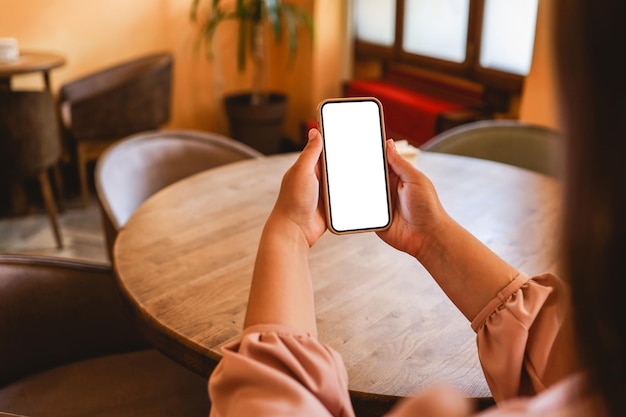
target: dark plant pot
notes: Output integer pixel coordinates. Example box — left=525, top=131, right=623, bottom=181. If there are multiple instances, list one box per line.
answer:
left=223, top=92, right=288, bottom=155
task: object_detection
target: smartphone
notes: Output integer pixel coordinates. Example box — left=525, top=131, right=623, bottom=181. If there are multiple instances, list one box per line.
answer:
left=317, top=97, right=392, bottom=234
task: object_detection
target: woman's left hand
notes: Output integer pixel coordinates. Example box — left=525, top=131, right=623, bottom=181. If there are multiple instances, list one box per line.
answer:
left=268, top=128, right=327, bottom=247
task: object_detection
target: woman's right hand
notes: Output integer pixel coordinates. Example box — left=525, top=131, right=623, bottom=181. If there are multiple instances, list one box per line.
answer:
left=376, top=140, right=452, bottom=260
left=378, top=139, right=520, bottom=321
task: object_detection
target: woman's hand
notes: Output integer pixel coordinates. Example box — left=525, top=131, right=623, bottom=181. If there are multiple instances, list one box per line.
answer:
left=267, top=128, right=327, bottom=247
left=377, top=139, right=451, bottom=260
left=245, top=129, right=326, bottom=334
left=378, top=139, right=519, bottom=321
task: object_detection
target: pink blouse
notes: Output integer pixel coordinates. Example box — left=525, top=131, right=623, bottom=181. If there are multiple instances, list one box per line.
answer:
left=208, top=273, right=600, bottom=417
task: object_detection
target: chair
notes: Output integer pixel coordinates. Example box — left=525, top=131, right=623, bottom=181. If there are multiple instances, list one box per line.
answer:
left=0, top=90, right=64, bottom=248
left=0, top=253, right=211, bottom=416
left=420, top=119, right=562, bottom=178
left=58, top=51, right=173, bottom=208
left=95, top=129, right=264, bottom=261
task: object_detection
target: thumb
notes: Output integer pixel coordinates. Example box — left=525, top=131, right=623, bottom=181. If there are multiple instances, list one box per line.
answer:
left=386, top=139, right=417, bottom=180
left=296, top=128, right=323, bottom=169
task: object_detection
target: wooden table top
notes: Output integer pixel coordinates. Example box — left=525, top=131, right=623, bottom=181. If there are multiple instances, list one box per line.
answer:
left=114, top=151, right=561, bottom=401
left=0, top=50, right=66, bottom=78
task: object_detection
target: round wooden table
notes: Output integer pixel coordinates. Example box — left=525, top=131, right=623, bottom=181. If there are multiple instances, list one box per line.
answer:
left=0, top=50, right=66, bottom=90
left=114, top=151, right=561, bottom=406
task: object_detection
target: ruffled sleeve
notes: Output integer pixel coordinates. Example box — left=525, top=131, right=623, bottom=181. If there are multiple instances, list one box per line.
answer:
left=208, top=323, right=355, bottom=417
left=471, top=272, right=578, bottom=403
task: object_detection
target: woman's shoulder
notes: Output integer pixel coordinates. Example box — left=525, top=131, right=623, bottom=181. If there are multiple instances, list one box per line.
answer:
left=478, top=373, right=601, bottom=417
left=385, top=373, right=599, bottom=417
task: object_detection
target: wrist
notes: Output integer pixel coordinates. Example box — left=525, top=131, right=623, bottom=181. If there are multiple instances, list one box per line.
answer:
left=263, top=213, right=311, bottom=251
left=413, top=213, right=457, bottom=263
left=412, top=212, right=519, bottom=320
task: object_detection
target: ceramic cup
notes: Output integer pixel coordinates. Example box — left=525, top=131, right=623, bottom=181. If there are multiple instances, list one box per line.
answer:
left=0, top=38, right=19, bottom=63
left=394, top=139, right=420, bottom=166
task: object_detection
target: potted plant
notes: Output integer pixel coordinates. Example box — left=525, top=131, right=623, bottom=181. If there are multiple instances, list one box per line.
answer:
left=190, top=0, right=314, bottom=154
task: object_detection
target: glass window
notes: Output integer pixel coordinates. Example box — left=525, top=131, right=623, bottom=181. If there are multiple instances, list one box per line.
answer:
left=354, top=0, right=396, bottom=46
left=402, top=0, right=470, bottom=63
left=479, top=0, right=539, bottom=75
left=352, top=0, right=540, bottom=92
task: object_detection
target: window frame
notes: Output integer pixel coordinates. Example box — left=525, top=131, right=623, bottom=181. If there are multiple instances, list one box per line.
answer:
left=353, top=0, right=531, bottom=93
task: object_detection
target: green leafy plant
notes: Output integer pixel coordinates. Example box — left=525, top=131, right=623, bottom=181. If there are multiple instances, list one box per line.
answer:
left=190, top=0, right=314, bottom=105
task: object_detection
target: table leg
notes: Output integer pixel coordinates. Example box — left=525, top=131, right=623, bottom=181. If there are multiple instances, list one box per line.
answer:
left=43, top=71, right=51, bottom=90
left=51, top=165, right=66, bottom=212
left=38, top=170, right=64, bottom=248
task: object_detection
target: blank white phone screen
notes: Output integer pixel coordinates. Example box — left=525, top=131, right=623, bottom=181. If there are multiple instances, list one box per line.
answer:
left=321, top=99, right=390, bottom=232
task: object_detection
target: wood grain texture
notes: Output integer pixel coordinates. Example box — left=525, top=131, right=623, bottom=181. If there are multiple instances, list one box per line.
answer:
left=114, top=151, right=561, bottom=402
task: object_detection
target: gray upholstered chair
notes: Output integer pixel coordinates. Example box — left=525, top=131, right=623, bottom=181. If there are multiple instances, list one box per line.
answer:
left=0, top=253, right=211, bottom=416
left=0, top=90, right=64, bottom=248
left=58, top=52, right=173, bottom=207
left=95, top=129, right=264, bottom=261
left=420, top=119, right=562, bottom=178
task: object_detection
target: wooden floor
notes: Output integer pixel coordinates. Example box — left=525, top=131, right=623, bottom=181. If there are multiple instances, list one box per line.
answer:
left=0, top=193, right=109, bottom=264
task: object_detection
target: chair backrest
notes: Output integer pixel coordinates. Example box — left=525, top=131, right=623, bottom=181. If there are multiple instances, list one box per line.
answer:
left=0, top=253, right=148, bottom=387
left=420, top=119, right=562, bottom=178
left=59, top=51, right=173, bottom=140
left=0, top=90, right=61, bottom=181
left=95, top=129, right=264, bottom=259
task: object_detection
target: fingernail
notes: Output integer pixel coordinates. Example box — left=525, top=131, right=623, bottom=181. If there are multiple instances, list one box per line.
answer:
left=308, top=128, right=317, bottom=141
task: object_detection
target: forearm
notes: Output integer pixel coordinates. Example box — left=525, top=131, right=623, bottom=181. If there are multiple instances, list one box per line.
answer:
left=416, top=214, right=520, bottom=321
left=244, top=214, right=318, bottom=337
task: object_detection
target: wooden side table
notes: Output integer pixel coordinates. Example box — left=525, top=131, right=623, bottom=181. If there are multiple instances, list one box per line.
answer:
left=0, top=50, right=66, bottom=219
left=0, top=50, right=65, bottom=91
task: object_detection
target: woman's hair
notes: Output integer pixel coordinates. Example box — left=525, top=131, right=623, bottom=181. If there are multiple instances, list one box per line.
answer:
left=554, top=1, right=626, bottom=416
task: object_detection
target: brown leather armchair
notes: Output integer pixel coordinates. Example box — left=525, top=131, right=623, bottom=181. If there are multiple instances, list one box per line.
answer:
left=0, top=253, right=211, bottom=416
left=58, top=52, right=173, bottom=207
left=0, top=90, right=64, bottom=248
left=95, top=129, right=263, bottom=262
